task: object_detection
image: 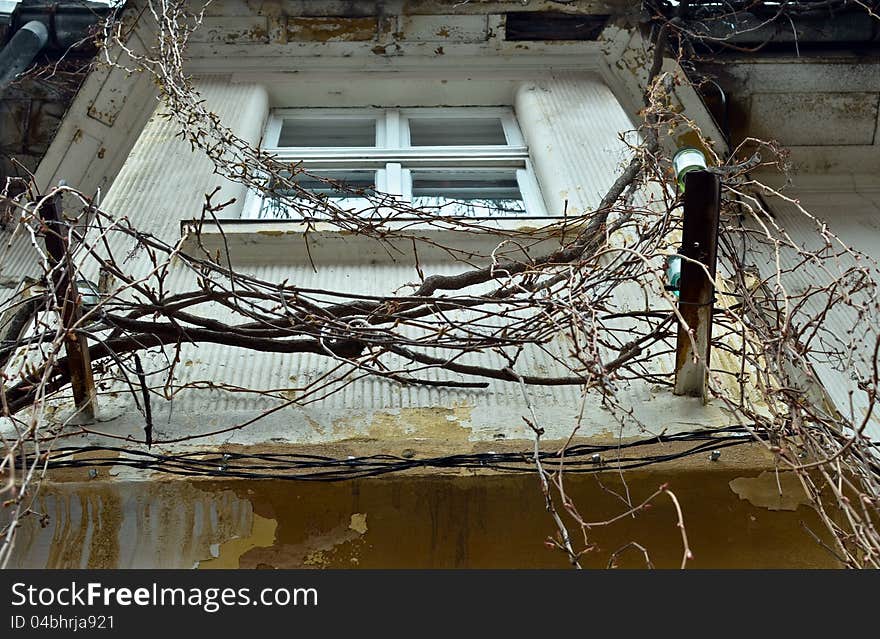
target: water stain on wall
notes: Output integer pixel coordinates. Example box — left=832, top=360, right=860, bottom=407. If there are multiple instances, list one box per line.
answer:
left=7, top=470, right=840, bottom=569
left=6, top=482, right=253, bottom=569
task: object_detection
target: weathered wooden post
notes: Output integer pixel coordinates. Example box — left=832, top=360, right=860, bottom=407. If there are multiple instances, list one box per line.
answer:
left=39, top=192, right=97, bottom=421
left=673, top=170, right=721, bottom=401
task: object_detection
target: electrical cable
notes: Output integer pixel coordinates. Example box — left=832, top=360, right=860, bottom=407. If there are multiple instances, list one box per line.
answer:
left=27, top=425, right=776, bottom=482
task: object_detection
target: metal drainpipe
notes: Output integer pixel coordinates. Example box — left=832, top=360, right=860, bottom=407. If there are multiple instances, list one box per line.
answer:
left=0, top=19, right=49, bottom=91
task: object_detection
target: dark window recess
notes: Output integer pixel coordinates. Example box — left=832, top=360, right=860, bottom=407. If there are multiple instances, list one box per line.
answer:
left=505, top=13, right=609, bottom=42
left=278, top=118, right=376, bottom=147
left=409, top=118, right=507, bottom=146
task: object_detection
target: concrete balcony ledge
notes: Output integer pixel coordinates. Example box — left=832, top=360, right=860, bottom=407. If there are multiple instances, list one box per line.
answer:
left=179, top=216, right=585, bottom=266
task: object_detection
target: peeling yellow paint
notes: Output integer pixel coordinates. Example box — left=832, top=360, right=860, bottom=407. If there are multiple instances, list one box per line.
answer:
left=199, top=513, right=277, bottom=569
left=303, top=550, right=329, bottom=567
left=15, top=470, right=839, bottom=569
left=729, top=471, right=811, bottom=511
left=349, top=513, right=368, bottom=535
left=674, top=130, right=712, bottom=157
left=248, top=26, right=269, bottom=42
left=367, top=406, right=474, bottom=441
left=331, top=411, right=367, bottom=437
left=242, top=516, right=368, bottom=569
left=709, top=275, right=774, bottom=411
left=287, top=17, right=377, bottom=43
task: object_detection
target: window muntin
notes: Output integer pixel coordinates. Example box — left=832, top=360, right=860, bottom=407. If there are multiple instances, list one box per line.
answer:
left=247, top=107, right=544, bottom=219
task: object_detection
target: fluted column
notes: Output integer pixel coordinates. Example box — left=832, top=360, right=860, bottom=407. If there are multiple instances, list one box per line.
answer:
left=515, top=73, right=636, bottom=217
left=101, top=76, right=269, bottom=244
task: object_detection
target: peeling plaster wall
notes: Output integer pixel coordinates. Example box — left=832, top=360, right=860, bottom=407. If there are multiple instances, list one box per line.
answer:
left=5, top=481, right=254, bottom=569
left=7, top=472, right=839, bottom=569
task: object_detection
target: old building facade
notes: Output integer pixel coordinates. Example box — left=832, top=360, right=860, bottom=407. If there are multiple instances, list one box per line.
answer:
left=2, top=1, right=878, bottom=568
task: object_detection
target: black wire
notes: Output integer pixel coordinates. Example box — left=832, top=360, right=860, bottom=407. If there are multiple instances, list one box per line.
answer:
left=30, top=425, right=772, bottom=482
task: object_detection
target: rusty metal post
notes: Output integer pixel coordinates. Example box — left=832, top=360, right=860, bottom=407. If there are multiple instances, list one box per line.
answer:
left=673, top=170, right=721, bottom=401
left=39, top=192, right=97, bottom=421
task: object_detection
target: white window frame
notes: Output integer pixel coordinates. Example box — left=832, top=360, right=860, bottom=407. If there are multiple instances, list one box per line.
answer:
left=242, top=107, right=546, bottom=219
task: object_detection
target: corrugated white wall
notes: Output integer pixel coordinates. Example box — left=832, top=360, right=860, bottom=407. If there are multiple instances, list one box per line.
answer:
left=746, top=184, right=880, bottom=442
left=101, top=76, right=268, bottom=230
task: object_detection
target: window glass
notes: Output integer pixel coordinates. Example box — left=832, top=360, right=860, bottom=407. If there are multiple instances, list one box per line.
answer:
left=411, top=171, right=526, bottom=217
left=278, top=118, right=377, bottom=147
left=260, top=171, right=378, bottom=219
left=253, top=108, right=544, bottom=219
left=408, top=117, right=507, bottom=146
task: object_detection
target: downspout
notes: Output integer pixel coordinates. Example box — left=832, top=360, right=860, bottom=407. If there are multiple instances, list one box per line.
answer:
left=0, top=19, right=48, bottom=91
left=0, top=2, right=112, bottom=92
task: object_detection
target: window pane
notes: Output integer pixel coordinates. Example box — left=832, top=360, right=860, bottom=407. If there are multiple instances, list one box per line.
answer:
left=408, top=117, right=507, bottom=146
left=411, top=171, right=526, bottom=217
left=260, top=171, right=378, bottom=219
left=278, top=118, right=376, bottom=147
